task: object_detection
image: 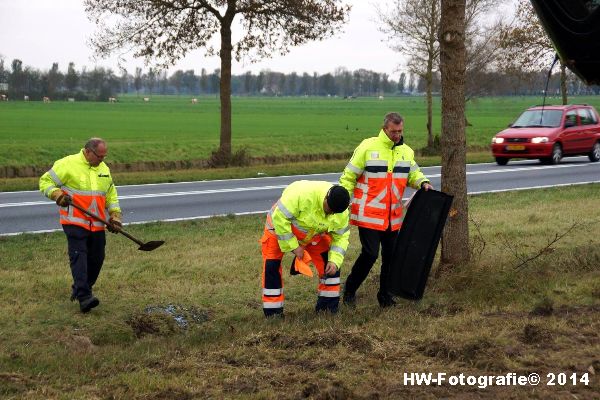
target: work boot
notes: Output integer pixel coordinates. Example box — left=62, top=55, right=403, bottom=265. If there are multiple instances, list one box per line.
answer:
left=377, top=292, right=396, bottom=308
left=79, top=296, right=100, bottom=313
left=263, top=308, right=284, bottom=319
left=342, top=291, right=356, bottom=308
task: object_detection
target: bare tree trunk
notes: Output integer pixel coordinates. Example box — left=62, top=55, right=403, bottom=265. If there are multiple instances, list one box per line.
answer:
left=426, top=69, right=434, bottom=148
left=560, top=62, right=568, bottom=105
left=439, top=0, right=469, bottom=267
left=219, top=20, right=233, bottom=159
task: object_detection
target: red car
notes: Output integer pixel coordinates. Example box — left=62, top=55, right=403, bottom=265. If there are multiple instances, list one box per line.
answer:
left=491, top=104, right=600, bottom=165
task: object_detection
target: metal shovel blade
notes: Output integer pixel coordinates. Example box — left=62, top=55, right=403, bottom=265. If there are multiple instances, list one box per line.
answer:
left=138, top=240, right=165, bottom=252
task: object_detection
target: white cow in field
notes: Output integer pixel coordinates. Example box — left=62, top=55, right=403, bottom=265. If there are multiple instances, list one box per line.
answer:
left=191, top=98, right=198, bottom=104
left=68, top=98, right=75, bottom=102
left=108, top=97, right=117, bottom=103
left=0, top=94, right=7, bottom=101
left=24, top=95, right=29, bottom=101
left=43, top=96, right=51, bottom=103
left=143, top=97, right=150, bottom=102
left=378, top=95, right=384, bottom=100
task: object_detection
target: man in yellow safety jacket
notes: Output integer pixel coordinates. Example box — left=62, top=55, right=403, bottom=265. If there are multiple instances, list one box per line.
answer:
left=260, top=180, right=350, bottom=317
left=340, top=112, right=432, bottom=307
left=39, top=138, right=122, bottom=313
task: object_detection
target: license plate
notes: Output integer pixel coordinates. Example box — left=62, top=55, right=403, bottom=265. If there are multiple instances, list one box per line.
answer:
left=506, top=145, right=525, bottom=151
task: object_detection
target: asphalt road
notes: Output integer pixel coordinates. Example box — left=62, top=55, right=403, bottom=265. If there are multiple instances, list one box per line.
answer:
left=1, top=156, right=599, bottom=236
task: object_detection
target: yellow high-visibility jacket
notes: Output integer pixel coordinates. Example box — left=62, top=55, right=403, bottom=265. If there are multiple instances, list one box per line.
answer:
left=39, top=149, right=120, bottom=231
left=340, top=130, right=429, bottom=231
left=265, top=180, right=350, bottom=268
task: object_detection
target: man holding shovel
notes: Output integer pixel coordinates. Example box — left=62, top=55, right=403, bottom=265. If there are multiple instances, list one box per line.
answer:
left=260, top=180, right=350, bottom=318
left=39, top=138, right=122, bottom=313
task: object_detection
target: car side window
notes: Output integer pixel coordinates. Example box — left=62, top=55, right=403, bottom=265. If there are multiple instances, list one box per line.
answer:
left=576, top=108, right=595, bottom=125
left=565, top=111, right=577, bottom=127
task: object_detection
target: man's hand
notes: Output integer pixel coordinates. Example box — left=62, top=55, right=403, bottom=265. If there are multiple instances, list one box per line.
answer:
left=107, top=212, right=123, bottom=233
left=107, top=218, right=122, bottom=233
left=292, top=246, right=304, bottom=260
left=55, top=193, right=72, bottom=207
left=324, top=261, right=338, bottom=277
left=421, top=182, right=433, bottom=191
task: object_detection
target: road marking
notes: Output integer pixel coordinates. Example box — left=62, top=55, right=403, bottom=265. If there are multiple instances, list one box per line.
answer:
left=2, top=180, right=599, bottom=236
left=0, top=184, right=296, bottom=208
left=3, top=161, right=599, bottom=208
left=2, top=157, right=594, bottom=197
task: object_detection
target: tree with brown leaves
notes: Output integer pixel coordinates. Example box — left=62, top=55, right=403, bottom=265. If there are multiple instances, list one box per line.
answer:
left=378, top=0, right=500, bottom=149
left=498, top=0, right=568, bottom=104
left=84, top=0, right=350, bottom=164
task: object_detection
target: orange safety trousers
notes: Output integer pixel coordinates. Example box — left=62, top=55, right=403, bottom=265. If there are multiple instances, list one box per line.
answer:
left=260, top=228, right=341, bottom=316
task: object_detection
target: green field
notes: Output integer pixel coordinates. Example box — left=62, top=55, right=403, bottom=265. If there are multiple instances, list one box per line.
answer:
left=0, top=185, right=598, bottom=398
left=2, top=95, right=599, bottom=168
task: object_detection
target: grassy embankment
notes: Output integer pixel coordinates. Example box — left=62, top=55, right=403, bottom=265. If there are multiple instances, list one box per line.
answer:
left=1, top=184, right=598, bottom=398
left=2, top=95, right=598, bottom=191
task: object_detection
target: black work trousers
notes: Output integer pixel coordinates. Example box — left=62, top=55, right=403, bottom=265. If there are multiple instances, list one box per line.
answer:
left=63, top=225, right=106, bottom=300
left=344, top=226, right=397, bottom=297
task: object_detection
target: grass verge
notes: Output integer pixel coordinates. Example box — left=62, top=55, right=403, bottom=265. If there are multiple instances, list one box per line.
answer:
left=0, top=184, right=598, bottom=398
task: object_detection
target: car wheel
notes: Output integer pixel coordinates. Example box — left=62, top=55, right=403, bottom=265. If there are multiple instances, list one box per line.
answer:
left=495, top=157, right=508, bottom=166
left=548, top=143, right=562, bottom=164
left=589, top=141, right=600, bottom=162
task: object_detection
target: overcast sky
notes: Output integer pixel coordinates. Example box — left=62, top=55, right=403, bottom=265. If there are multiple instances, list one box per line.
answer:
left=0, top=0, right=418, bottom=78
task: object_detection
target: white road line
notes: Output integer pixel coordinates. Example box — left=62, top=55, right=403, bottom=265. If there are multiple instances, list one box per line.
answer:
left=3, top=161, right=600, bottom=208
left=2, top=157, right=594, bottom=197
left=2, top=180, right=599, bottom=237
left=0, top=183, right=309, bottom=208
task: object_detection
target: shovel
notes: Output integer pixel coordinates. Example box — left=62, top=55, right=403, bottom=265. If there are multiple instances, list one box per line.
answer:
left=69, top=202, right=165, bottom=251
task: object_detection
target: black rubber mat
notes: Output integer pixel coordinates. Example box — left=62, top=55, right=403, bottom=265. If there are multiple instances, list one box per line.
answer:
left=388, top=189, right=453, bottom=300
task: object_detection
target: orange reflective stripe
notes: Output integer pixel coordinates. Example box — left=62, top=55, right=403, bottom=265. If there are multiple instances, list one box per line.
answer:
left=59, top=191, right=108, bottom=231
left=350, top=168, right=410, bottom=231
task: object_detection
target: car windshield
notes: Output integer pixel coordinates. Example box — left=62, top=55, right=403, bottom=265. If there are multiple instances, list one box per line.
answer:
left=511, top=110, right=563, bottom=128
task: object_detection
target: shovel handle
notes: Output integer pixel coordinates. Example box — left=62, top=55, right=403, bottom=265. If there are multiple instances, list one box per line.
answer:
left=68, top=202, right=144, bottom=246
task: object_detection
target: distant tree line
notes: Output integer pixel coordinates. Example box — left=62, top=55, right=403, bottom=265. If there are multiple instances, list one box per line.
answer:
left=0, top=57, right=598, bottom=101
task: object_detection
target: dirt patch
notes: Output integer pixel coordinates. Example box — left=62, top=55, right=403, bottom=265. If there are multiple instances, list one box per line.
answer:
left=127, top=304, right=211, bottom=338
left=127, top=312, right=181, bottom=338
left=221, top=377, right=260, bottom=395
left=419, top=302, right=464, bottom=318
left=529, top=297, right=554, bottom=316
left=145, top=388, right=194, bottom=400
left=520, top=323, right=553, bottom=346
left=415, top=337, right=508, bottom=371
left=244, top=329, right=376, bottom=353
left=297, top=381, right=356, bottom=400
left=0, top=372, right=32, bottom=395
left=0, top=152, right=353, bottom=178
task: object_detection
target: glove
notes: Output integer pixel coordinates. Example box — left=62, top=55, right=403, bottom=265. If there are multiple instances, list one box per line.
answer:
left=107, top=212, right=123, bottom=233
left=107, top=218, right=122, bottom=233
left=55, top=193, right=72, bottom=207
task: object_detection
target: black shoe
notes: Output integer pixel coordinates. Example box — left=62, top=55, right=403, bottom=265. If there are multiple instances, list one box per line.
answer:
left=377, top=292, right=396, bottom=308
left=264, top=308, right=284, bottom=318
left=79, top=296, right=100, bottom=313
left=343, top=292, right=356, bottom=307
